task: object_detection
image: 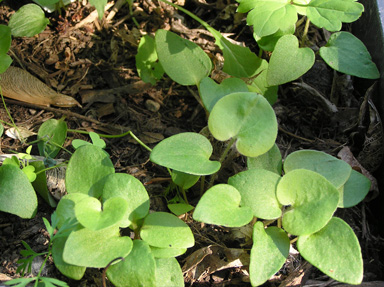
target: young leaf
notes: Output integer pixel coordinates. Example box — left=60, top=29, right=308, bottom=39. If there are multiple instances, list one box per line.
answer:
left=38, top=277, right=69, bottom=287
left=250, top=222, right=289, bottom=286
left=52, top=236, right=86, bottom=280
left=338, top=169, right=370, bottom=208
left=267, top=35, right=315, bottom=86
left=30, top=161, right=57, bottom=208
left=208, top=92, right=277, bottom=157
left=229, top=169, right=282, bottom=220
left=8, top=4, right=50, bottom=37
left=21, top=165, right=37, bottom=183
left=0, top=164, right=37, bottom=218
left=107, top=240, right=157, bottom=287
left=171, top=170, right=200, bottom=190
left=72, top=132, right=105, bottom=149
left=199, top=77, right=248, bottom=112
left=37, top=118, right=67, bottom=158
left=236, top=0, right=298, bottom=38
left=193, top=184, right=254, bottom=227
left=63, top=225, right=133, bottom=268
left=168, top=203, right=194, bottom=216
left=155, top=257, right=184, bottom=287
left=65, top=145, right=115, bottom=197
left=247, top=143, right=282, bottom=174
left=283, top=149, right=352, bottom=189
left=306, top=0, right=364, bottom=31
left=140, top=212, right=195, bottom=249
left=155, top=29, right=212, bottom=86
left=4, top=277, right=35, bottom=287
left=150, top=132, right=221, bottom=176
left=75, top=196, right=129, bottom=230
left=102, top=173, right=150, bottom=227
left=319, top=31, right=380, bottom=79
left=276, top=169, right=339, bottom=235
left=297, top=217, right=363, bottom=284
left=136, top=35, right=164, bottom=85
left=88, top=0, right=107, bottom=19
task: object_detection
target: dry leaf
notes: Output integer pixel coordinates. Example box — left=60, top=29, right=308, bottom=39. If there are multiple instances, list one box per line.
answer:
left=5, top=127, right=36, bottom=140
left=0, top=66, right=81, bottom=107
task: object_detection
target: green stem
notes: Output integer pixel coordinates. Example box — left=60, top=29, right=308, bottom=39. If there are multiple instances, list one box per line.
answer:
left=302, top=17, right=310, bottom=40
left=180, top=187, right=189, bottom=204
left=67, top=129, right=153, bottom=152
left=35, top=162, right=68, bottom=175
left=34, top=250, right=51, bottom=286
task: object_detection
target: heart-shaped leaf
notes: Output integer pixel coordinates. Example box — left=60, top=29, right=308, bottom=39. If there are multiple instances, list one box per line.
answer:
left=37, top=118, right=67, bottom=158
left=237, top=0, right=298, bottom=38
left=0, top=164, right=37, bottom=218
left=150, top=132, right=220, bottom=175
left=66, top=145, right=115, bottom=197
left=107, top=240, right=156, bottom=287
left=63, top=225, right=133, bottom=268
left=199, top=77, right=248, bottom=112
left=140, top=212, right=195, bottom=249
left=155, top=29, right=212, bottom=86
left=155, top=258, right=184, bottom=287
left=9, top=4, right=49, bottom=37
left=277, top=169, right=339, bottom=235
left=247, top=67, right=279, bottom=105
left=75, top=196, right=128, bottom=230
left=247, top=143, right=282, bottom=174
left=102, top=173, right=150, bottom=228
left=297, top=217, right=363, bottom=284
left=56, top=193, right=88, bottom=229
left=171, top=170, right=200, bottom=190
left=150, top=246, right=187, bottom=258
left=306, top=0, right=364, bottom=31
left=283, top=149, right=351, bottom=189
left=168, top=203, right=194, bottom=216
left=52, top=236, right=86, bottom=280
left=320, top=32, right=380, bottom=79
left=338, top=169, right=370, bottom=208
left=267, top=35, right=315, bottom=86
left=193, top=184, right=253, bottom=227
left=0, top=53, right=12, bottom=74
left=208, top=92, right=277, bottom=157
left=30, top=161, right=57, bottom=207
left=250, top=222, right=290, bottom=286
left=229, top=169, right=282, bottom=220
left=254, top=25, right=295, bottom=51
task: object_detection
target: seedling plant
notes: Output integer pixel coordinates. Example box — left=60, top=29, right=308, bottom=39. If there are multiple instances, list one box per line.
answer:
left=0, top=0, right=380, bottom=286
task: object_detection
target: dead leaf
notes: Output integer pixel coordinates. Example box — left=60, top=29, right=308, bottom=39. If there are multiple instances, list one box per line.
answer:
left=0, top=67, right=81, bottom=107
left=5, top=127, right=36, bottom=141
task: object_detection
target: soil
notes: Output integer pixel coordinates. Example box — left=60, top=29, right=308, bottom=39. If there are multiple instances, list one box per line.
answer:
left=0, top=0, right=384, bottom=286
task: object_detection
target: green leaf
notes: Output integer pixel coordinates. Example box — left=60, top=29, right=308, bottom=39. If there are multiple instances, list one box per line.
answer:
left=168, top=203, right=194, bottom=216
left=229, top=169, right=282, bottom=220
left=0, top=164, right=37, bottom=218
left=199, top=77, right=249, bottom=112
left=140, top=212, right=195, bottom=249
left=247, top=143, right=282, bottom=174
left=267, top=35, right=315, bottom=86
left=237, top=0, right=298, bottom=38
left=0, top=53, right=12, bottom=73
left=4, top=278, right=35, bottom=287
left=136, top=35, right=164, bottom=85
left=2, top=156, right=20, bottom=167
left=56, top=193, right=88, bottom=229
left=250, top=222, right=289, bottom=286
left=30, top=161, right=57, bottom=207
left=63, top=225, right=133, bottom=268
left=283, top=149, right=352, bottom=189
left=52, top=236, right=86, bottom=280
left=297, top=217, right=363, bottom=284
left=65, top=145, right=115, bottom=197
left=171, top=170, right=200, bottom=190
left=102, top=173, right=150, bottom=227
left=88, top=0, right=107, bottom=19
left=338, top=169, right=370, bottom=208
left=72, top=132, right=106, bottom=149
left=155, top=29, right=212, bottom=86
left=0, top=25, right=11, bottom=54
left=150, top=132, right=220, bottom=176
left=247, top=68, right=279, bottom=105
left=306, top=0, right=364, bottom=31
left=22, top=165, right=37, bottom=182
left=37, top=118, right=67, bottom=158
left=107, top=240, right=156, bottom=287
left=150, top=246, right=187, bottom=258
left=193, top=184, right=253, bottom=227
left=8, top=4, right=50, bottom=37
left=75, top=196, right=128, bottom=230
left=276, top=169, right=339, bottom=235
left=208, top=92, right=277, bottom=157
left=254, top=25, right=295, bottom=51
left=155, top=257, right=184, bottom=287
left=0, top=123, right=4, bottom=137
left=319, top=31, right=380, bottom=79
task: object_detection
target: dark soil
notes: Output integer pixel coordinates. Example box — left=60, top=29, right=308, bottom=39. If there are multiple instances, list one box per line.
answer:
left=0, top=0, right=384, bottom=286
